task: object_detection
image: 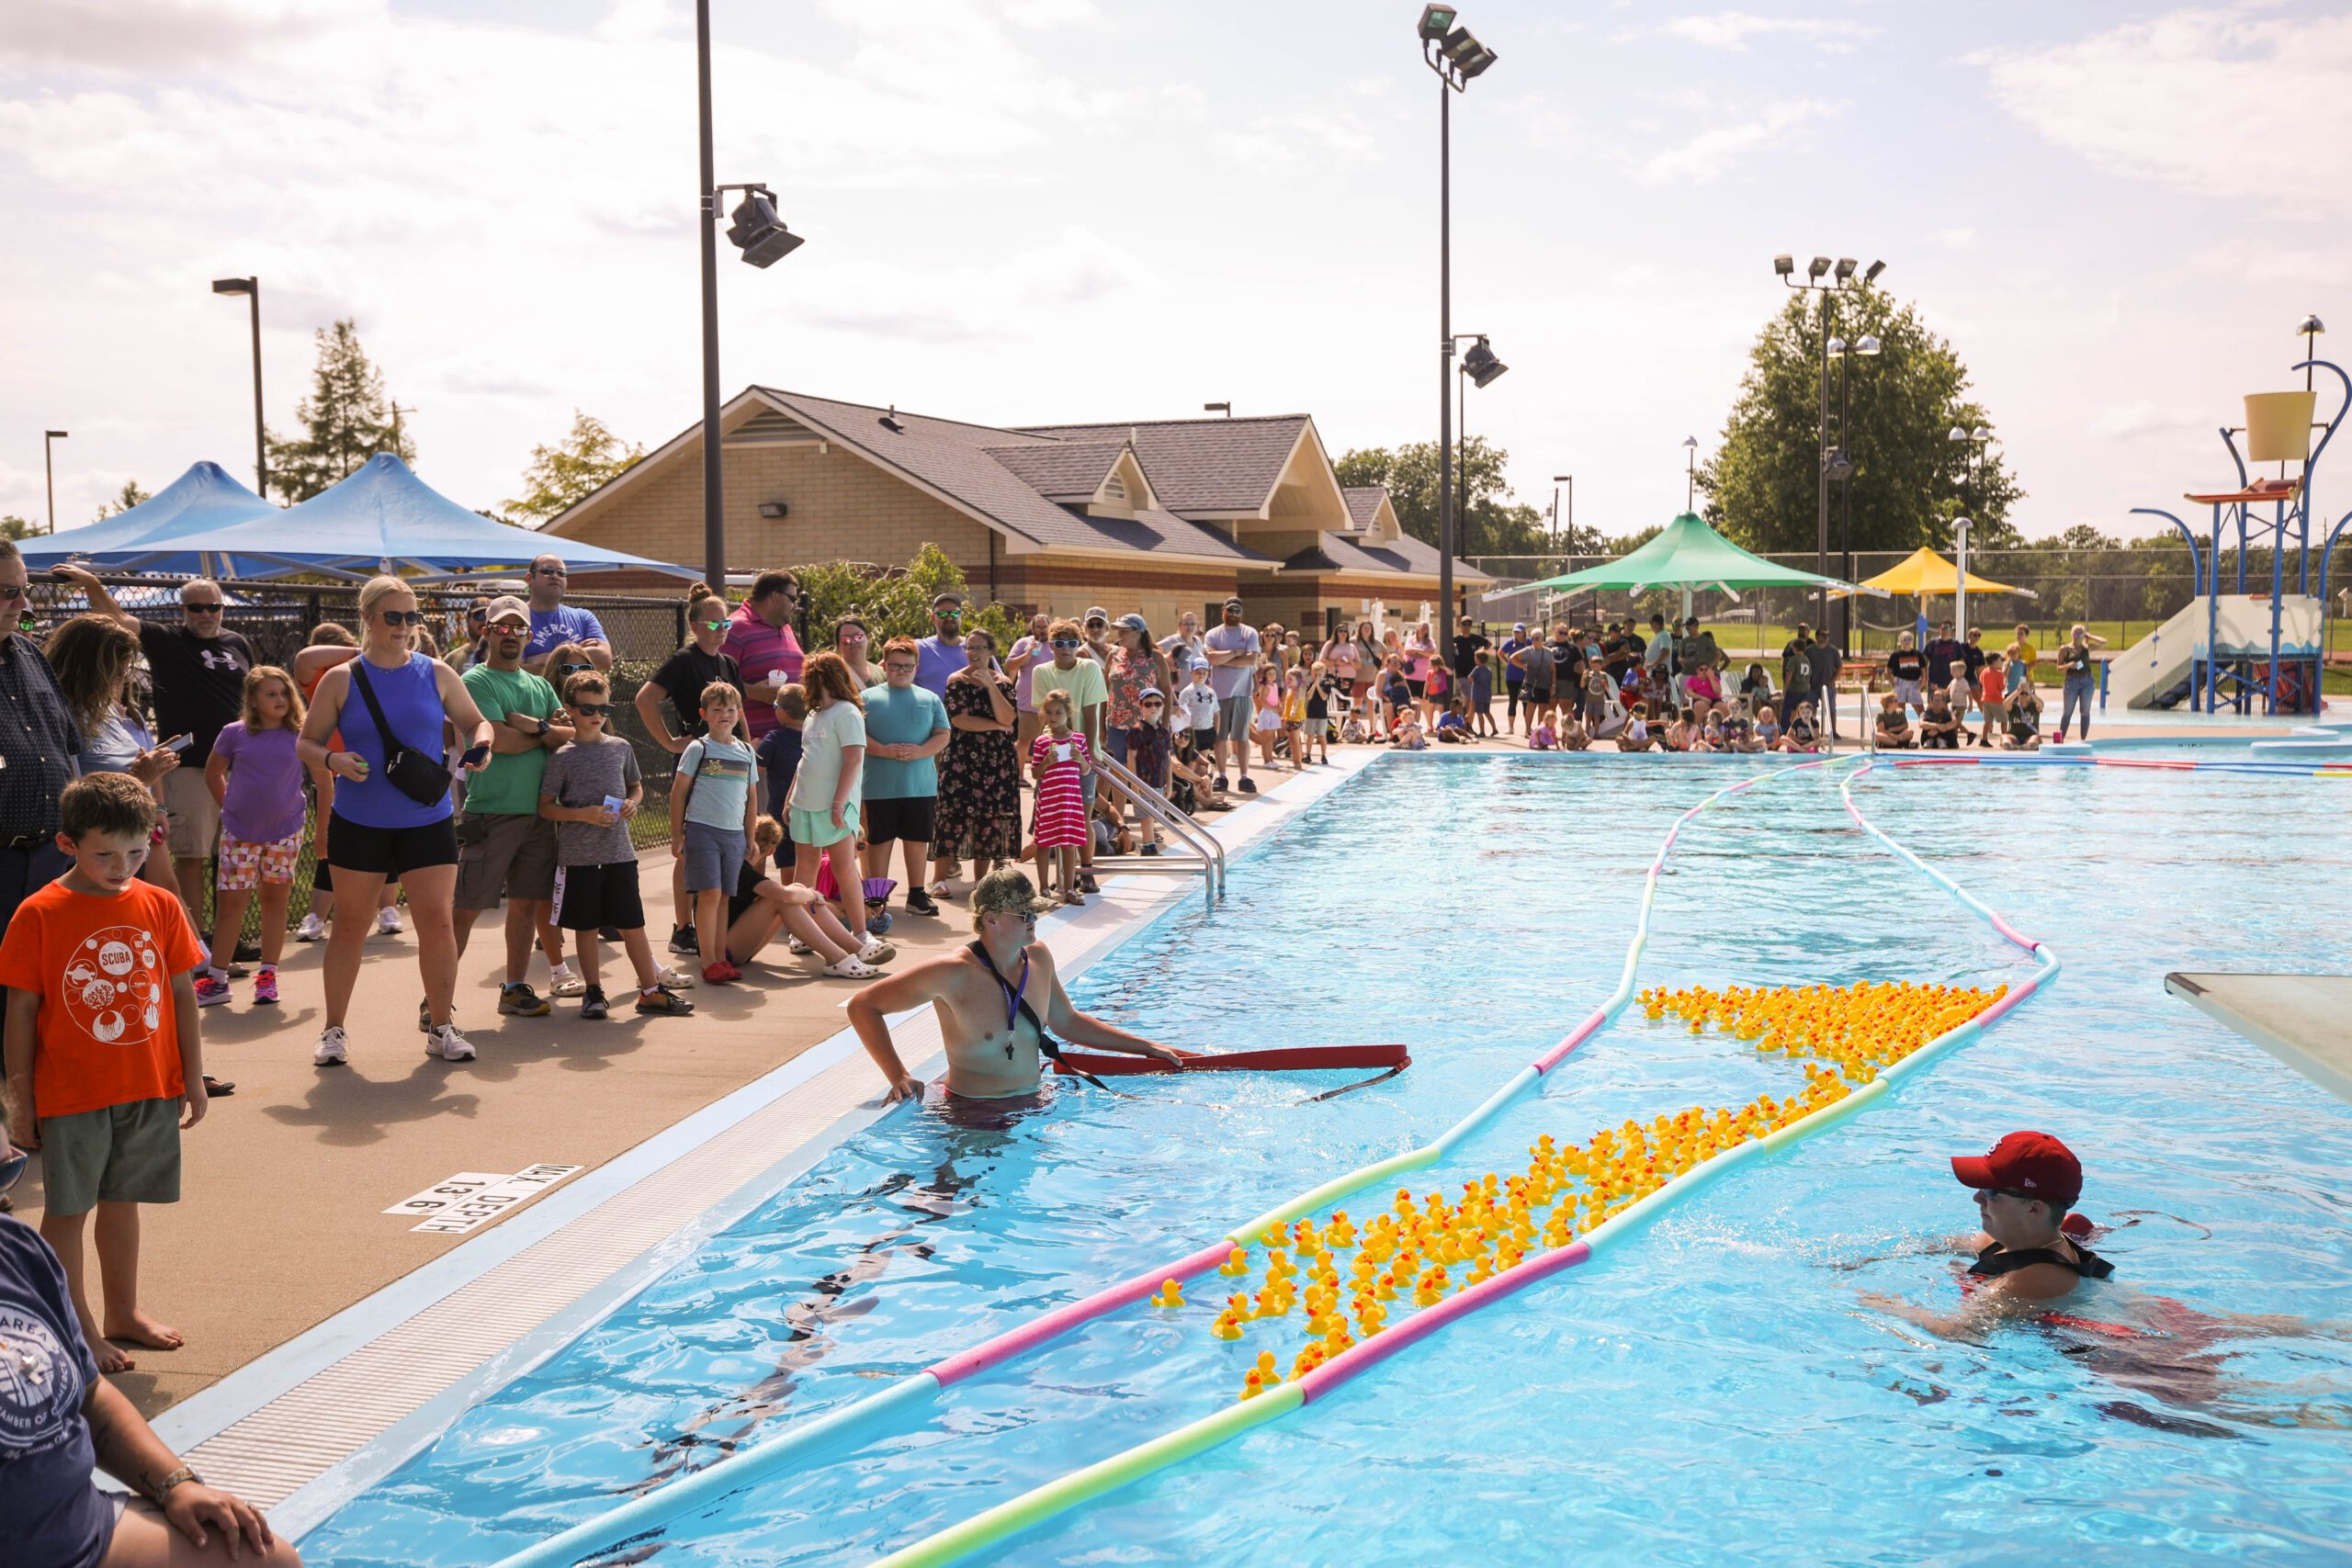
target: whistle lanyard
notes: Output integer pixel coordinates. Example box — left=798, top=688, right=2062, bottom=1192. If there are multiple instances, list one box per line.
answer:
left=990, top=952, right=1029, bottom=1058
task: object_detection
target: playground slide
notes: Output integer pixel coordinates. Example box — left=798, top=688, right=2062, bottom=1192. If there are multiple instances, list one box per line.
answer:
left=2108, top=594, right=2322, bottom=709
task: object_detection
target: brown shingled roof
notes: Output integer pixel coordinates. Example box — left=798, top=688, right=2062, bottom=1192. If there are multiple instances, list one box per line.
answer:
left=1280, top=529, right=1492, bottom=582
left=1340, top=487, right=1388, bottom=529
left=754, top=389, right=1266, bottom=564
left=980, top=441, right=1129, bottom=503
left=1012, top=415, right=1308, bottom=515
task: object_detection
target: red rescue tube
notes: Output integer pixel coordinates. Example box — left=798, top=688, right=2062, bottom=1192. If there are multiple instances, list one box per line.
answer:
left=1050, top=1043, right=1410, bottom=1077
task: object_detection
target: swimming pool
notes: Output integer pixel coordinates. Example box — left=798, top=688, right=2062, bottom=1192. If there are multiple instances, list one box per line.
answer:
left=301, top=754, right=2352, bottom=1565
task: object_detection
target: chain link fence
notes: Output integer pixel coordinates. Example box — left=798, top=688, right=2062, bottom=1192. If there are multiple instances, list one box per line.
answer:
left=1467, top=545, right=2351, bottom=666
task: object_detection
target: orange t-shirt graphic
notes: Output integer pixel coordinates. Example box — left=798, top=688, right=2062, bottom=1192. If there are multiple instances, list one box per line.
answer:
left=0, top=880, right=207, bottom=1119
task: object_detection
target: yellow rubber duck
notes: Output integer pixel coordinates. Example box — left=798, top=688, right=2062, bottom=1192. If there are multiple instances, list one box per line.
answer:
left=1151, top=1280, right=1184, bottom=1309
left=1218, top=1247, right=1249, bottom=1277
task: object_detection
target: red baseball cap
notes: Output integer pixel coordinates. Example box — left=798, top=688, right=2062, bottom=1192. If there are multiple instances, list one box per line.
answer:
left=1951, top=1131, right=2082, bottom=1208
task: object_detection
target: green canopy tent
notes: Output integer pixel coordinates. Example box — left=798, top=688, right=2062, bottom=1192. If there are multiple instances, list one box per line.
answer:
left=1484, top=511, right=1886, bottom=620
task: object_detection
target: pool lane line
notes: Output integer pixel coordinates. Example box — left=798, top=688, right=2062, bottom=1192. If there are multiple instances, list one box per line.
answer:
left=486, top=758, right=1826, bottom=1568
left=866, top=758, right=2058, bottom=1568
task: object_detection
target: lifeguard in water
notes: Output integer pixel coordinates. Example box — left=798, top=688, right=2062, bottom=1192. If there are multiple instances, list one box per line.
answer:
left=62, top=927, right=166, bottom=1046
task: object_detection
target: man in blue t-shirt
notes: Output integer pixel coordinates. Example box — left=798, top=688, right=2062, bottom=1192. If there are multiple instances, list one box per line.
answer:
left=912, top=592, right=969, bottom=698
left=862, top=637, right=952, bottom=916
left=521, top=554, right=613, bottom=677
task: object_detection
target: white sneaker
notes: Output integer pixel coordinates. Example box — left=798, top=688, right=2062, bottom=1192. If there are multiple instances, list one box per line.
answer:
left=313, top=1026, right=348, bottom=1067
left=857, top=935, right=897, bottom=965
left=547, top=962, right=585, bottom=998
left=295, top=912, right=326, bottom=943
left=424, top=1023, right=475, bottom=1062
left=655, top=964, right=698, bottom=988
left=377, top=907, right=404, bottom=936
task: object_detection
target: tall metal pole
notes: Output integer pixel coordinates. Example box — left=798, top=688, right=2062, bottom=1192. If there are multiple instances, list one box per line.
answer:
left=244, top=283, right=266, bottom=497
left=1437, top=79, right=1454, bottom=630
left=1815, top=290, right=1831, bottom=638
left=1838, top=349, right=1852, bottom=651
left=44, top=434, right=61, bottom=535
left=696, top=0, right=727, bottom=592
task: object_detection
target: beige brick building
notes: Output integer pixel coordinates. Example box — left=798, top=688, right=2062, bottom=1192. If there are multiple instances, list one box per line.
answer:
left=539, top=387, right=1486, bottom=637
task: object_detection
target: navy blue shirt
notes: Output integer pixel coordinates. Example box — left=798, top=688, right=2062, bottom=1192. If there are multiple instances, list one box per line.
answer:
left=756, top=724, right=803, bottom=818
left=0, top=1217, right=110, bottom=1568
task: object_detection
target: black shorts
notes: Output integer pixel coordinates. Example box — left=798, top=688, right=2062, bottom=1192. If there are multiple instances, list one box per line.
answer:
left=327, top=812, right=457, bottom=877
left=553, top=860, right=645, bottom=932
left=863, top=794, right=937, bottom=844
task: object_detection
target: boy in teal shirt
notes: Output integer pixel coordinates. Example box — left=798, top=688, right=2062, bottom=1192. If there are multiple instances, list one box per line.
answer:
left=676, top=682, right=761, bottom=982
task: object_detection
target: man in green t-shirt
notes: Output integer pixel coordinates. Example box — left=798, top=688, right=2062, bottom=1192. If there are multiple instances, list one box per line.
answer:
left=454, top=597, right=572, bottom=1016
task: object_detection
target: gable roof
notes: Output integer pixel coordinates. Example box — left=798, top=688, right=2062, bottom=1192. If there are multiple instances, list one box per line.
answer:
left=1279, top=529, right=1492, bottom=582
left=980, top=440, right=1133, bottom=504
left=1013, top=414, right=1310, bottom=515
left=1340, top=487, right=1388, bottom=530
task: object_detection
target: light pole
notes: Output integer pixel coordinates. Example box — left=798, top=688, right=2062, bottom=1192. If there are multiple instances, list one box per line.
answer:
left=1682, top=434, right=1699, bottom=512
left=210, top=276, right=265, bottom=497
left=1550, top=473, right=1572, bottom=553
left=1776, top=254, right=1883, bottom=640
left=1203, top=401, right=1233, bottom=417
left=43, top=430, right=67, bottom=534
left=1453, top=333, right=1508, bottom=559
left=1947, top=424, right=1992, bottom=643
left=695, top=0, right=804, bottom=594
left=1827, top=333, right=1881, bottom=649
left=1952, top=515, right=1973, bottom=644
left=1421, top=4, right=1497, bottom=631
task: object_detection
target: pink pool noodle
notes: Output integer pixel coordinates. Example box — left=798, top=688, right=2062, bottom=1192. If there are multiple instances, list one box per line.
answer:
left=1295, top=1242, right=1594, bottom=1403
left=927, top=1239, right=1236, bottom=1388
left=1532, top=1009, right=1611, bottom=1075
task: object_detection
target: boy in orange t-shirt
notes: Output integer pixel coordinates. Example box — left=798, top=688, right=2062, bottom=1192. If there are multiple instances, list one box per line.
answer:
left=0, top=772, right=209, bottom=1372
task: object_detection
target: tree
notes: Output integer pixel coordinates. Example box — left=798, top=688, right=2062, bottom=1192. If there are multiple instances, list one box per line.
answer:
left=794, top=543, right=1021, bottom=649
left=0, top=515, right=36, bottom=541
left=1333, top=438, right=1588, bottom=559
left=265, top=319, right=413, bottom=503
left=502, top=411, right=645, bottom=525
left=92, top=479, right=151, bottom=523
left=1700, top=289, right=2023, bottom=558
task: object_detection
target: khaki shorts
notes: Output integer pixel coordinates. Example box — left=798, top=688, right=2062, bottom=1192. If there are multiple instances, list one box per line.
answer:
left=38, top=1096, right=182, bottom=1215
left=162, top=768, right=220, bottom=860
left=453, top=810, right=560, bottom=910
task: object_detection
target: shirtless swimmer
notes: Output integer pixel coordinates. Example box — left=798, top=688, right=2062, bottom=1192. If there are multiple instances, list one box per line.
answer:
left=846, top=866, right=1183, bottom=1104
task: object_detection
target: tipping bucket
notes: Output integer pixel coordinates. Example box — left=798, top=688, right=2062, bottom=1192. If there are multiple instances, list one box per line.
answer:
left=2245, top=389, right=2318, bottom=463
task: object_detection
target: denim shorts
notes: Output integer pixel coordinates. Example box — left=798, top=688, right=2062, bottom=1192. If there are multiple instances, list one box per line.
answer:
left=682, top=819, right=747, bottom=894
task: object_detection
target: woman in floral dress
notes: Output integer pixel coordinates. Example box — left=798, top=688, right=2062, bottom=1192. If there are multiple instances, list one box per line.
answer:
left=935, top=628, right=1022, bottom=880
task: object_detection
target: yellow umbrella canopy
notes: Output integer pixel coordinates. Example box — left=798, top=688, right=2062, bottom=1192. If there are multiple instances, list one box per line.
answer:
left=1849, top=546, right=2029, bottom=598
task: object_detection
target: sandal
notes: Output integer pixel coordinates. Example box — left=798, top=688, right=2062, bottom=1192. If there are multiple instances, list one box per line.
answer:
left=1076, top=872, right=1099, bottom=894
left=203, top=1075, right=236, bottom=1098
left=821, top=955, right=882, bottom=979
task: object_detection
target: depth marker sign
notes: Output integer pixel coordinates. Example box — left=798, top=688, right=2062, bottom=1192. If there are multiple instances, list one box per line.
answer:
left=385, top=1163, right=584, bottom=1235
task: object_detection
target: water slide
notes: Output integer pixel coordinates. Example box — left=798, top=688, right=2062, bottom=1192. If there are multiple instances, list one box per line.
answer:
left=2105, top=594, right=2323, bottom=710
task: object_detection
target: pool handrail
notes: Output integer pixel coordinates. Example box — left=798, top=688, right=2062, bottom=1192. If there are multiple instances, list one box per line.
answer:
left=865, top=758, right=2062, bottom=1568
left=1091, top=749, right=1225, bottom=911
left=483, top=758, right=1831, bottom=1568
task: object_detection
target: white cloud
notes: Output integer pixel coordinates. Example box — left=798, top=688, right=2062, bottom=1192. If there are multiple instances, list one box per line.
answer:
left=0, top=0, right=356, bottom=70
left=1981, top=6, right=2352, bottom=210
left=805, top=225, right=1150, bottom=344
left=1931, top=226, right=1977, bottom=250
left=1634, top=98, right=1838, bottom=185
left=1660, top=12, right=1876, bottom=51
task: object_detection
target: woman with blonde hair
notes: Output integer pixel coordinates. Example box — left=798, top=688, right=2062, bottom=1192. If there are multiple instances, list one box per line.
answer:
left=297, top=575, right=495, bottom=1067
left=786, top=650, right=876, bottom=953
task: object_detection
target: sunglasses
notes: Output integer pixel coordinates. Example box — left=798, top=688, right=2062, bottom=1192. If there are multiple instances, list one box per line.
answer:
left=840, top=628, right=868, bottom=641
left=557, top=660, right=593, bottom=675
left=935, top=610, right=963, bottom=619
left=0, top=584, right=27, bottom=603
left=492, top=621, right=528, bottom=635
left=535, top=567, right=569, bottom=578
left=379, top=609, right=426, bottom=626
left=1973, top=1186, right=2039, bottom=1205
left=698, top=618, right=728, bottom=633
left=185, top=602, right=225, bottom=614
left=1050, top=638, right=1081, bottom=649
left=883, top=662, right=918, bottom=674
left=571, top=701, right=613, bottom=716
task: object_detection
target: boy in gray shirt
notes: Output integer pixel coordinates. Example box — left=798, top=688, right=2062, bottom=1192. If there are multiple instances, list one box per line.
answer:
left=539, top=671, right=694, bottom=1021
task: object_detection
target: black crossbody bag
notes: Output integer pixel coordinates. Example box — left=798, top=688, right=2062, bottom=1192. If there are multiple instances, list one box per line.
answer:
left=348, top=659, right=454, bottom=807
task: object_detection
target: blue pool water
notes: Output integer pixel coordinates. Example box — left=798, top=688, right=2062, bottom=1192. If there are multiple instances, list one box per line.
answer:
left=304, top=756, right=2352, bottom=1566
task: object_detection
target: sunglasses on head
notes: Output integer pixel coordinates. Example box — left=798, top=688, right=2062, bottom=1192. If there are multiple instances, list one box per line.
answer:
left=557, top=660, right=592, bottom=675
left=379, top=609, right=426, bottom=626
left=571, top=701, right=613, bottom=716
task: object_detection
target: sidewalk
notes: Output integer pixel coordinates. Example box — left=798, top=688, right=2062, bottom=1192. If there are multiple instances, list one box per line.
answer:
left=6, top=841, right=982, bottom=1421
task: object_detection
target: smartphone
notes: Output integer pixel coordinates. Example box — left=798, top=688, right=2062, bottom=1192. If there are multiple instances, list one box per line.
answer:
left=459, top=742, right=492, bottom=768
left=1053, top=741, right=1073, bottom=763
left=163, top=733, right=195, bottom=752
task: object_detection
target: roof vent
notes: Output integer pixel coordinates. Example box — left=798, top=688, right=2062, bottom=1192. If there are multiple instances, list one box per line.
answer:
left=878, top=404, right=904, bottom=434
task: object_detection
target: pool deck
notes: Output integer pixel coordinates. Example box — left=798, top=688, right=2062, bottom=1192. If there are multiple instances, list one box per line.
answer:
left=53, top=750, right=1374, bottom=1536
left=2164, top=973, right=2352, bottom=1106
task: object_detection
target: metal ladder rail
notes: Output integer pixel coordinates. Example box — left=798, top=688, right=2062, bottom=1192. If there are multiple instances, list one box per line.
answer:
left=1091, top=751, right=1226, bottom=912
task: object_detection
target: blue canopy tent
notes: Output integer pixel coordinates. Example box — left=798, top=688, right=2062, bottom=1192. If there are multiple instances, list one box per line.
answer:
left=17, top=461, right=277, bottom=573
left=182, top=455, right=694, bottom=581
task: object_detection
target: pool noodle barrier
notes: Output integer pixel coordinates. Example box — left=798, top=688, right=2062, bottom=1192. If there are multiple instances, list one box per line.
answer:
left=865, top=759, right=2060, bottom=1568
left=1050, top=1042, right=1410, bottom=1076
left=488, top=758, right=1829, bottom=1568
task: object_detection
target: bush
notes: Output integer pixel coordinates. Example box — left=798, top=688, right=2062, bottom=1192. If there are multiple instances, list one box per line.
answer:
left=796, top=543, right=1023, bottom=649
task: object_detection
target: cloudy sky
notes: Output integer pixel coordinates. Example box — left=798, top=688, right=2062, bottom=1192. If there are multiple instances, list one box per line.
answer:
left=5, top=0, right=2347, bottom=547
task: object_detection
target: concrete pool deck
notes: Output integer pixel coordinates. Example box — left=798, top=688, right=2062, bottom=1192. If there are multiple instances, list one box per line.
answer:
left=65, top=750, right=1374, bottom=1535
left=2164, top=973, right=2352, bottom=1106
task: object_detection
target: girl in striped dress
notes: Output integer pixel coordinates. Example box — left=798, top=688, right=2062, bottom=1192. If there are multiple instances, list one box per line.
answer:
left=1029, top=689, right=1093, bottom=905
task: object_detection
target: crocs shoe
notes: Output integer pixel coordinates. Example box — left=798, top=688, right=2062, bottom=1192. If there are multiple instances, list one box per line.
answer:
left=547, top=962, right=586, bottom=998
left=821, top=955, right=882, bottom=979
left=313, top=1026, right=348, bottom=1067
left=655, top=964, right=698, bottom=988
left=253, top=967, right=280, bottom=1006
left=857, top=935, right=897, bottom=966
left=424, top=1023, right=476, bottom=1062
left=702, top=960, right=741, bottom=985
left=194, top=975, right=232, bottom=1008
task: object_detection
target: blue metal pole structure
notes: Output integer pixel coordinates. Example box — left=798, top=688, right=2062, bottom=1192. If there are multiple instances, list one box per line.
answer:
left=2291, top=358, right=2349, bottom=709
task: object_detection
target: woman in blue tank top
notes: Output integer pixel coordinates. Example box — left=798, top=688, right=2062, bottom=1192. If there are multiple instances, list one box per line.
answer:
left=298, top=576, right=494, bottom=1068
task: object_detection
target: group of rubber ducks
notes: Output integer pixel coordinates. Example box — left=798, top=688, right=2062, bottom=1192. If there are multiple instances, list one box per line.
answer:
left=1640, top=979, right=2002, bottom=1083
left=1185, top=978, right=2004, bottom=1403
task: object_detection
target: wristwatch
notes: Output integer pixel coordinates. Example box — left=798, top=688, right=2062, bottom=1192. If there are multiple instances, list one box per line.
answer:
left=147, top=1465, right=202, bottom=1501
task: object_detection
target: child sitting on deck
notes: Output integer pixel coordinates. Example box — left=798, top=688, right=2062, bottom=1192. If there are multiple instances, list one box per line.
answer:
left=1874, top=694, right=1917, bottom=750
left=1434, top=697, right=1473, bottom=742
left=1528, top=718, right=1558, bottom=751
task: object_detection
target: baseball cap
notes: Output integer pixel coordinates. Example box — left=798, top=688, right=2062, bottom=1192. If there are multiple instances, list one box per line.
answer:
left=1083, top=604, right=1109, bottom=624
left=1138, top=686, right=1164, bottom=701
left=1951, top=1131, right=2083, bottom=1208
left=1223, top=596, right=1245, bottom=610
left=970, top=866, right=1055, bottom=919
left=1114, top=612, right=1148, bottom=635
left=1514, top=622, right=1528, bottom=631
left=931, top=592, right=965, bottom=610
left=484, top=595, right=530, bottom=628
